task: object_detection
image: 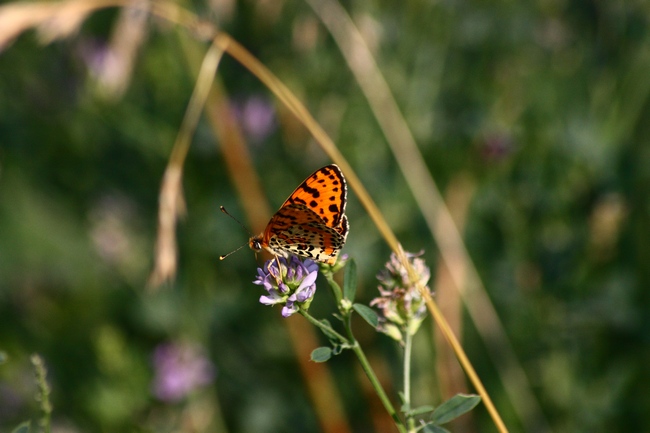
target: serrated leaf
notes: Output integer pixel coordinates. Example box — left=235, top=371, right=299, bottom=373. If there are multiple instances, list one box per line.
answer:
left=404, top=404, right=435, bottom=417
left=11, top=421, right=31, bottom=433
left=343, top=259, right=357, bottom=301
left=431, top=394, right=481, bottom=425
left=353, top=303, right=379, bottom=328
left=310, top=347, right=332, bottom=363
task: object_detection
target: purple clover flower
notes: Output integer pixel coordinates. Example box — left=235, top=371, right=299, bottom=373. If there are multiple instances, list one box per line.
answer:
left=253, top=256, right=319, bottom=317
left=232, top=96, right=277, bottom=143
left=370, top=251, right=433, bottom=342
left=480, top=132, right=515, bottom=162
left=152, top=342, right=216, bottom=402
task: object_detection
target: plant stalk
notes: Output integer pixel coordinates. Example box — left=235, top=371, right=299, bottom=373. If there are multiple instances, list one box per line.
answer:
left=344, top=315, right=407, bottom=433
left=300, top=309, right=349, bottom=345
left=403, top=331, right=416, bottom=432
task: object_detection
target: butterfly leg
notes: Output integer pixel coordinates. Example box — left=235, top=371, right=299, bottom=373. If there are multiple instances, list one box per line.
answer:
left=275, top=256, right=282, bottom=286
left=266, top=255, right=286, bottom=286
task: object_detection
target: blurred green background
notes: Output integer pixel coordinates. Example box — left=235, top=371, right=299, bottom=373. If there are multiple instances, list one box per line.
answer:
left=1, top=0, right=649, bottom=432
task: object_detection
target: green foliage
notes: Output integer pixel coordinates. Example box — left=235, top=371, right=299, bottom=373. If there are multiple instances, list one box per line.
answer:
left=430, top=394, right=481, bottom=425
left=317, top=319, right=341, bottom=341
left=421, top=425, right=450, bottom=433
left=353, top=303, right=379, bottom=328
left=11, top=422, right=31, bottom=433
left=310, top=347, right=333, bottom=363
left=402, top=394, right=480, bottom=432
left=402, top=404, right=434, bottom=417
left=343, top=259, right=357, bottom=301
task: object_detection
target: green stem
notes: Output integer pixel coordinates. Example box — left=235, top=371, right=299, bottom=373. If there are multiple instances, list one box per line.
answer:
left=403, top=331, right=416, bottom=432
left=344, top=314, right=407, bottom=433
left=323, top=271, right=343, bottom=304
left=299, top=309, right=349, bottom=345
left=318, top=265, right=405, bottom=431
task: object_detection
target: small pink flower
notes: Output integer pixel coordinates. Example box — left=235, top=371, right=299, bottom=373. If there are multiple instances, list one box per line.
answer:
left=152, top=342, right=215, bottom=402
left=370, top=251, right=433, bottom=341
left=232, top=96, right=277, bottom=143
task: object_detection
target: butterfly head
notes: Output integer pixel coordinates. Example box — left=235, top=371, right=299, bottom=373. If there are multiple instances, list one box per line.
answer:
left=249, top=235, right=263, bottom=252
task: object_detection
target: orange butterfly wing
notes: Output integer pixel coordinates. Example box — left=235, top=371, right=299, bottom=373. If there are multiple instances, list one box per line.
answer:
left=250, top=164, right=349, bottom=264
left=278, top=164, right=347, bottom=229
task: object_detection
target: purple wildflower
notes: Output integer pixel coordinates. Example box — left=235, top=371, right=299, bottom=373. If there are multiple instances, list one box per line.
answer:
left=232, top=96, right=277, bottom=143
left=253, top=256, right=319, bottom=317
left=479, top=132, right=515, bottom=162
left=152, top=342, right=216, bottom=403
left=370, top=251, right=433, bottom=341
left=0, top=383, right=25, bottom=419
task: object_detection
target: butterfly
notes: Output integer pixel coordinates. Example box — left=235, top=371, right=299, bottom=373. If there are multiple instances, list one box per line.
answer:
left=248, top=164, right=349, bottom=265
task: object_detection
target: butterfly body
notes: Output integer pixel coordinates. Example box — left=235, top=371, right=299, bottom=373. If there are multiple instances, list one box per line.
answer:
left=249, top=164, right=349, bottom=265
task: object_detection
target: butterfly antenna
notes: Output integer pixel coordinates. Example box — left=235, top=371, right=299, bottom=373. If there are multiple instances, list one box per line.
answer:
left=220, top=206, right=254, bottom=236
left=219, top=206, right=254, bottom=260
left=219, top=241, right=248, bottom=260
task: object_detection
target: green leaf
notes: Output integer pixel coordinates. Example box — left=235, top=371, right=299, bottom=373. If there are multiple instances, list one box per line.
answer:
left=404, top=404, right=435, bottom=417
left=421, top=424, right=450, bottom=433
left=353, top=303, right=379, bottom=328
left=11, top=421, right=31, bottom=433
left=431, top=394, right=481, bottom=425
left=318, top=319, right=341, bottom=341
left=310, top=347, right=333, bottom=363
left=0, top=351, right=7, bottom=365
left=343, top=259, right=357, bottom=301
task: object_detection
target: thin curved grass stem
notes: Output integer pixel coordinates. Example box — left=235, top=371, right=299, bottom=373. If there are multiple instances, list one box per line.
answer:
left=424, top=294, right=509, bottom=433
left=148, top=37, right=224, bottom=287
left=171, top=40, right=224, bottom=165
